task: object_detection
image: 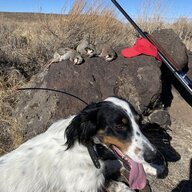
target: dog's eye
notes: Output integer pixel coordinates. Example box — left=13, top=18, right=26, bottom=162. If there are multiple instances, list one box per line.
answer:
left=114, top=124, right=127, bottom=131
left=112, top=117, right=129, bottom=131
left=122, top=118, right=129, bottom=125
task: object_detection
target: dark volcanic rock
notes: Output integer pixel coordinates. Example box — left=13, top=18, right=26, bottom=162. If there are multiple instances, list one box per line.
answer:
left=14, top=54, right=124, bottom=141
left=143, top=109, right=171, bottom=128
left=4, top=29, right=188, bottom=150
left=13, top=35, right=183, bottom=142
left=114, top=55, right=162, bottom=114
left=152, top=28, right=188, bottom=70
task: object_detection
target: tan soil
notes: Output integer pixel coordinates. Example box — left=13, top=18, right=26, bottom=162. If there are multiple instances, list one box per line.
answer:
left=150, top=90, right=192, bottom=192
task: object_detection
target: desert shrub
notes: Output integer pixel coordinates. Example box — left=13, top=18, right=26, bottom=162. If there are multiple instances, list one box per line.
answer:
left=172, top=17, right=192, bottom=51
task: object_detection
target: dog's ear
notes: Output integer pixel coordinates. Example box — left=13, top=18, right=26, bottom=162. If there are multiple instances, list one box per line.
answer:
left=65, top=103, right=99, bottom=149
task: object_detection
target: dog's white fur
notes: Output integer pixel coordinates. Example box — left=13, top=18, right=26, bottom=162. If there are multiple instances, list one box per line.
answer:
left=0, top=97, right=157, bottom=192
left=0, top=116, right=106, bottom=192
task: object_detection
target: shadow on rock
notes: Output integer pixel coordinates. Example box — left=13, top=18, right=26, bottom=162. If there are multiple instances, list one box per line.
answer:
left=141, top=124, right=181, bottom=178
left=161, top=64, right=192, bottom=108
left=172, top=159, right=192, bottom=192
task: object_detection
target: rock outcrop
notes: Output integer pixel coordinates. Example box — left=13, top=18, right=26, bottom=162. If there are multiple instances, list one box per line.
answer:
left=1, top=29, right=189, bottom=155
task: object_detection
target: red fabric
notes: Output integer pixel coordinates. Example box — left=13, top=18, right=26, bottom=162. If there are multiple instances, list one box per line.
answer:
left=121, top=38, right=161, bottom=61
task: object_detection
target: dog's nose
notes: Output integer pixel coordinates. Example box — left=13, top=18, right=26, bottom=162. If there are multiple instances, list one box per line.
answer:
left=143, top=146, right=157, bottom=163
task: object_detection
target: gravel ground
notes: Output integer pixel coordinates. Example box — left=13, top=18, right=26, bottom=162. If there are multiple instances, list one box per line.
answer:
left=149, top=90, right=192, bottom=192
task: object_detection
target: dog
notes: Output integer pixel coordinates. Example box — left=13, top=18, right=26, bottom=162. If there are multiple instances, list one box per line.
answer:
left=0, top=96, right=163, bottom=192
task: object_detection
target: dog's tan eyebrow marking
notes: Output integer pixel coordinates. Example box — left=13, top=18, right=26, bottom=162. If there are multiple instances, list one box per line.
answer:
left=102, top=136, right=130, bottom=152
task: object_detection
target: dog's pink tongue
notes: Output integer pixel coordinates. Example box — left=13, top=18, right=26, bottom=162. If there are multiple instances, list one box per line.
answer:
left=111, top=145, right=147, bottom=190
left=124, top=157, right=147, bottom=190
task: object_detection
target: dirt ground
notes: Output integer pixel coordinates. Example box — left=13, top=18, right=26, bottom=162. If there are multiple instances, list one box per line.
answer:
left=149, top=90, right=192, bottom=192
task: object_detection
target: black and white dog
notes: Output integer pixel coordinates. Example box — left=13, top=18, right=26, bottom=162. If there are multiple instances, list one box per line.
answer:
left=0, top=97, right=163, bottom=192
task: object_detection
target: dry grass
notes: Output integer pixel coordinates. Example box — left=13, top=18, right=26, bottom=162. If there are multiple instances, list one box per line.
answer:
left=0, top=0, right=191, bottom=74
left=0, top=0, right=134, bottom=75
left=172, top=17, right=192, bottom=51
left=136, top=0, right=168, bottom=32
left=0, top=0, right=192, bottom=154
left=0, top=73, right=24, bottom=155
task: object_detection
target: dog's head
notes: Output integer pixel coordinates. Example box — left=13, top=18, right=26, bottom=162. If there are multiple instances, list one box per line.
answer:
left=65, top=96, right=158, bottom=189
left=65, top=97, right=156, bottom=162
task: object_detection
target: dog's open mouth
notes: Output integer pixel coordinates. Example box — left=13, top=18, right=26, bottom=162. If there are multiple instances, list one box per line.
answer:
left=111, top=145, right=147, bottom=190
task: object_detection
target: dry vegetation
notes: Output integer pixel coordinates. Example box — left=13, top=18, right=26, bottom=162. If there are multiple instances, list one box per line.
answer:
left=0, top=0, right=192, bottom=153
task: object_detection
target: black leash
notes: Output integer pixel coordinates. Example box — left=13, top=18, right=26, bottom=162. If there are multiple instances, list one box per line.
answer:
left=17, top=87, right=88, bottom=105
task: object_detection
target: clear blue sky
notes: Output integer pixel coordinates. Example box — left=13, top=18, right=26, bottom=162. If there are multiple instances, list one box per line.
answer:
left=0, top=0, right=191, bottom=20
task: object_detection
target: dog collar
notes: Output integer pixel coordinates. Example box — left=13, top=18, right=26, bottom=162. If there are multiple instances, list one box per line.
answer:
left=87, top=142, right=101, bottom=169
